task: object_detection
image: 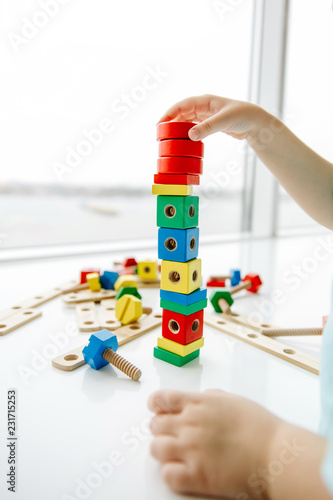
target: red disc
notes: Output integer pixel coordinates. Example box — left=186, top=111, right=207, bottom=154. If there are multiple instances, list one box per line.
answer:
left=154, top=173, right=200, bottom=186
left=157, top=157, right=203, bottom=175
left=157, top=121, right=196, bottom=141
left=159, top=139, right=204, bottom=158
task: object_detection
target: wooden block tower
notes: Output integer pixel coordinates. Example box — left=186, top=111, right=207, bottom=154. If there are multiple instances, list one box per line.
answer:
left=152, top=121, right=207, bottom=367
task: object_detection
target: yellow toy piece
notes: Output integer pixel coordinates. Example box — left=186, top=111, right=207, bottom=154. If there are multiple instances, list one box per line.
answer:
left=160, top=259, right=201, bottom=294
left=86, top=272, right=101, bottom=292
left=157, top=336, right=204, bottom=357
left=152, top=184, right=193, bottom=196
left=114, top=275, right=138, bottom=291
left=137, top=260, right=158, bottom=281
left=115, top=294, right=143, bottom=325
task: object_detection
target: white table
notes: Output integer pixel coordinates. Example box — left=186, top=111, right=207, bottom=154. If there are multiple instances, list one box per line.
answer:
left=0, top=232, right=331, bottom=500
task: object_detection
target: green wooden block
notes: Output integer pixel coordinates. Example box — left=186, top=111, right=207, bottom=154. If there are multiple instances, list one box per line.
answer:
left=116, top=286, right=142, bottom=301
left=156, top=195, right=199, bottom=229
left=160, top=298, right=207, bottom=315
left=153, top=346, right=200, bottom=367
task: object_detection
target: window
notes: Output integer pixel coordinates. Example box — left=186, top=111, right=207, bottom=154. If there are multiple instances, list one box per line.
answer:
left=0, top=0, right=254, bottom=251
left=278, top=0, right=333, bottom=233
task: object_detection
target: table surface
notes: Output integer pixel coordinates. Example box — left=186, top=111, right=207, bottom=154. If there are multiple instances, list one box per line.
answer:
left=0, top=232, right=332, bottom=500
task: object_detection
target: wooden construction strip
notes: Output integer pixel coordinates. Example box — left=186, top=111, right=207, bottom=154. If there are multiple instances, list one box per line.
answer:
left=204, top=313, right=320, bottom=375
left=0, top=309, right=42, bottom=336
left=76, top=302, right=101, bottom=332
left=63, top=289, right=116, bottom=305
left=0, top=279, right=78, bottom=321
left=219, top=310, right=323, bottom=337
left=99, top=300, right=122, bottom=330
left=52, top=312, right=163, bottom=371
left=52, top=344, right=86, bottom=371
left=62, top=283, right=89, bottom=295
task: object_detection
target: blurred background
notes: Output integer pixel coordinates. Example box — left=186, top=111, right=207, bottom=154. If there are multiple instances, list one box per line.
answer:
left=0, top=0, right=332, bottom=256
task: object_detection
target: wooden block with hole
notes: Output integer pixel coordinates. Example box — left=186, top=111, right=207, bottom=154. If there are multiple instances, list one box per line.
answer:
left=158, top=227, right=199, bottom=262
left=153, top=346, right=200, bottom=367
left=137, top=261, right=158, bottom=281
left=152, top=184, right=193, bottom=196
left=114, top=275, right=138, bottom=291
left=156, top=195, right=199, bottom=229
left=157, top=336, right=204, bottom=357
left=116, top=295, right=143, bottom=325
left=86, top=272, right=101, bottom=292
left=162, top=308, right=204, bottom=345
left=161, top=259, right=201, bottom=295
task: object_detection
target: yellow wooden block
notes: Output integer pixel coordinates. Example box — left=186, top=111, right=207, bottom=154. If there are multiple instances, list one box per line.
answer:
left=157, top=336, right=204, bottom=357
left=86, top=272, right=101, bottom=292
left=152, top=184, right=193, bottom=196
left=114, top=275, right=138, bottom=291
left=160, top=259, right=201, bottom=294
left=137, top=260, right=158, bottom=281
left=115, top=294, right=142, bottom=325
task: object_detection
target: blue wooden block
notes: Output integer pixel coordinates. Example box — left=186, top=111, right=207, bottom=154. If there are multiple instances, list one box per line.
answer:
left=100, top=271, right=119, bottom=290
left=230, top=269, right=241, bottom=286
left=82, top=329, right=118, bottom=370
left=160, top=287, right=207, bottom=306
left=158, top=227, right=199, bottom=262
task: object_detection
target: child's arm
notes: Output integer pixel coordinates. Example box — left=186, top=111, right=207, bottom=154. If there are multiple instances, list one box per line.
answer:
left=149, top=389, right=331, bottom=499
left=159, top=95, right=333, bottom=229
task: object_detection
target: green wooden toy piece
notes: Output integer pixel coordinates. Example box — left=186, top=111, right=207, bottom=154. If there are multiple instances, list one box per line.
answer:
left=210, top=290, right=234, bottom=313
left=160, top=298, right=207, bottom=316
left=153, top=346, right=200, bottom=367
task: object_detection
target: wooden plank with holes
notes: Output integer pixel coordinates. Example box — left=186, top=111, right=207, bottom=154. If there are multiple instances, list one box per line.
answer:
left=76, top=302, right=101, bottom=332
left=63, top=290, right=116, bottom=305
left=0, top=309, right=42, bottom=336
left=219, top=310, right=323, bottom=337
left=62, top=283, right=89, bottom=295
left=99, top=300, right=122, bottom=330
left=52, top=312, right=163, bottom=371
left=0, top=280, right=78, bottom=322
left=204, top=313, right=320, bottom=375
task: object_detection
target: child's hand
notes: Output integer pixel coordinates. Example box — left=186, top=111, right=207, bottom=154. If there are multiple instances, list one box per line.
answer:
left=149, top=389, right=281, bottom=499
left=149, top=389, right=330, bottom=500
left=158, top=94, right=267, bottom=142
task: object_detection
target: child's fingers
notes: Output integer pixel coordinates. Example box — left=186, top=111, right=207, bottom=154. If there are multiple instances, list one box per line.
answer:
left=157, top=95, right=214, bottom=124
left=150, top=413, right=180, bottom=436
left=148, top=389, right=200, bottom=414
left=150, top=436, right=183, bottom=463
left=161, top=461, right=194, bottom=494
left=189, top=110, right=229, bottom=141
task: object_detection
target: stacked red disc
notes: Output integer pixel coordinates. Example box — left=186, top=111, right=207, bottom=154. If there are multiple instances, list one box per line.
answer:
left=154, top=121, right=204, bottom=185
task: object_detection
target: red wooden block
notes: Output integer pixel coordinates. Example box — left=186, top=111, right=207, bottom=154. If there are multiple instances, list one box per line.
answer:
left=162, top=309, right=204, bottom=345
left=243, top=274, right=263, bottom=293
left=80, top=269, right=100, bottom=284
left=123, top=258, right=137, bottom=267
left=157, top=157, right=203, bottom=175
left=157, top=121, right=196, bottom=141
left=154, top=173, right=200, bottom=186
left=159, top=139, right=204, bottom=159
left=206, top=280, right=226, bottom=288
left=323, top=315, right=329, bottom=328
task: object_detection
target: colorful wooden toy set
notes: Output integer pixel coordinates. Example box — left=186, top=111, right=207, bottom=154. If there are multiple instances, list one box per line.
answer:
left=152, top=121, right=208, bottom=367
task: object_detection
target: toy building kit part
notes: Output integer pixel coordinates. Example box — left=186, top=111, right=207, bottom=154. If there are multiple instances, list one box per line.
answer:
left=0, top=279, right=78, bottom=335
left=63, top=289, right=116, bottom=305
left=210, top=274, right=263, bottom=313
left=83, top=330, right=142, bottom=381
left=207, top=268, right=241, bottom=287
left=86, top=272, right=101, bottom=292
left=204, top=312, right=320, bottom=375
left=52, top=312, right=163, bottom=371
left=152, top=121, right=207, bottom=367
left=76, top=300, right=123, bottom=332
